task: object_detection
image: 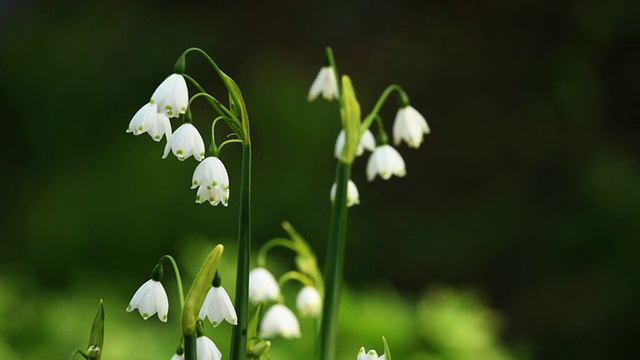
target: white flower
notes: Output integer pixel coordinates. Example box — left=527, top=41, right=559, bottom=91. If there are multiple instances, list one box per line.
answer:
left=259, top=304, right=301, bottom=339
left=308, top=66, right=339, bottom=101
left=192, top=157, right=230, bottom=206
left=163, top=123, right=205, bottom=161
left=366, top=145, right=406, bottom=181
left=126, top=279, right=169, bottom=322
left=334, top=129, right=376, bottom=158
left=249, top=267, right=280, bottom=304
left=127, top=103, right=172, bottom=141
left=196, top=336, right=222, bottom=360
left=393, top=105, right=430, bottom=148
left=150, top=74, right=189, bottom=118
left=296, top=286, right=322, bottom=317
left=199, top=285, right=238, bottom=327
left=330, top=180, right=360, bottom=207
left=357, top=347, right=385, bottom=360
left=170, top=354, right=184, bottom=360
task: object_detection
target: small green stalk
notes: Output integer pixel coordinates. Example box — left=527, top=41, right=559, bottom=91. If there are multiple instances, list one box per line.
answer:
left=230, top=143, right=252, bottom=360
left=319, top=160, right=351, bottom=360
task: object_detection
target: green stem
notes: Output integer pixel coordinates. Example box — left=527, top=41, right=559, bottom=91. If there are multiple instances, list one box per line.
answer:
left=257, top=238, right=299, bottom=267
left=183, top=74, right=243, bottom=136
left=319, top=161, right=351, bottom=360
left=360, top=85, right=407, bottom=134
left=325, top=47, right=344, bottom=111
left=159, top=255, right=185, bottom=309
left=279, top=271, right=316, bottom=288
left=231, top=143, right=252, bottom=360
left=184, top=334, right=196, bottom=360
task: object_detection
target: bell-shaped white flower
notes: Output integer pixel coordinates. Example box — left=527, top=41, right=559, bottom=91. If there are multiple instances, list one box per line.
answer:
left=170, top=353, right=184, bottom=360
left=127, top=103, right=172, bottom=141
left=393, top=105, right=430, bottom=148
left=330, top=180, right=360, bottom=207
left=366, top=145, right=406, bottom=181
left=249, top=267, right=281, bottom=304
left=199, top=285, right=238, bottom=327
left=259, top=304, right=301, bottom=339
left=196, top=336, right=222, bottom=360
left=308, top=66, right=339, bottom=101
left=151, top=73, right=189, bottom=118
left=192, top=157, right=230, bottom=206
left=295, top=286, right=322, bottom=317
left=357, top=347, right=385, bottom=360
left=126, top=279, right=169, bottom=322
left=334, top=129, right=376, bottom=158
left=163, top=123, right=205, bottom=161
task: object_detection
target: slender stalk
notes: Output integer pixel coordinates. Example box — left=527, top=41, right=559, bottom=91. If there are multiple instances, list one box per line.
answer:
left=184, top=334, right=196, bottom=360
left=231, top=143, right=252, bottom=360
left=360, top=84, right=407, bottom=133
left=319, top=161, right=351, bottom=360
left=159, top=255, right=185, bottom=309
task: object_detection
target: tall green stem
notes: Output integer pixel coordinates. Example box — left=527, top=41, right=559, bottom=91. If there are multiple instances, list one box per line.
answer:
left=319, top=161, right=351, bottom=360
left=231, top=143, right=252, bottom=360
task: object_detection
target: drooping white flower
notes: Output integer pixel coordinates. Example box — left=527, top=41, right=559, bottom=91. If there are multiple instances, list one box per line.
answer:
left=249, top=267, right=280, bottom=304
left=192, top=157, right=230, bottom=206
left=170, top=353, right=184, bottom=360
left=150, top=74, right=189, bottom=118
left=334, top=129, right=376, bottom=158
left=366, top=145, right=406, bottom=181
left=330, top=180, right=360, bottom=207
left=196, top=336, right=222, bottom=360
left=296, top=286, right=322, bottom=317
left=308, top=66, right=339, bottom=101
left=127, top=103, right=172, bottom=141
left=357, top=347, right=385, bottom=360
left=126, top=279, right=169, bottom=322
left=259, top=304, right=301, bottom=339
left=393, top=105, right=430, bottom=148
left=199, top=285, right=238, bottom=327
left=163, top=123, right=205, bottom=161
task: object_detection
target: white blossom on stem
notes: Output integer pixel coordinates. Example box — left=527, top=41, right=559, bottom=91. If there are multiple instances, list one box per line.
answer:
left=334, top=129, right=376, bottom=158
left=249, top=267, right=280, bottom=304
left=393, top=105, right=430, bottom=148
left=163, top=123, right=205, bottom=161
left=169, top=353, right=184, bottom=360
left=199, top=285, right=238, bottom=327
left=330, top=180, right=360, bottom=207
left=366, top=145, right=406, bottom=181
left=127, top=103, right=172, bottom=141
left=192, top=156, right=230, bottom=206
left=308, top=66, right=339, bottom=101
left=196, top=336, right=222, bottom=360
left=259, top=304, right=301, bottom=339
left=357, top=347, right=385, bottom=360
left=151, top=73, right=189, bottom=118
left=126, top=279, right=169, bottom=322
left=296, top=286, right=322, bottom=317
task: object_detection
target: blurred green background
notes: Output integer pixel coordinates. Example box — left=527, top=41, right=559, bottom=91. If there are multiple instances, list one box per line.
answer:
left=0, top=0, right=638, bottom=359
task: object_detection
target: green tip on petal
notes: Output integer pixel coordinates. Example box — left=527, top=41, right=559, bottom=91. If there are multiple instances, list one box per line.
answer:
left=143, top=312, right=149, bottom=319
left=177, top=150, right=183, bottom=155
left=213, top=181, right=218, bottom=186
left=213, top=321, right=218, bottom=326
left=209, top=197, right=215, bottom=202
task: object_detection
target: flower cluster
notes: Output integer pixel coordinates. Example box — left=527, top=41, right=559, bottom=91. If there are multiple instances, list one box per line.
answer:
left=127, top=73, right=231, bottom=206
left=309, top=63, right=430, bottom=205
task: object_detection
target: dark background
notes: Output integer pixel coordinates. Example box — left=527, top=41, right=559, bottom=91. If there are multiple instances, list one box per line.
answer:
left=0, top=0, right=638, bottom=359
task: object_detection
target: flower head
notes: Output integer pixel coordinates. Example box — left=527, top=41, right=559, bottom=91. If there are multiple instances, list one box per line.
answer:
left=170, top=354, right=184, bottom=360
left=366, top=145, right=406, bottom=181
left=334, top=129, right=376, bottom=158
left=260, top=304, right=301, bottom=339
left=296, top=286, right=322, bottom=317
left=393, top=105, right=430, bottom=148
left=192, top=157, right=230, bottom=206
left=196, top=336, right=222, bottom=360
left=330, top=180, right=360, bottom=207
left=357, top=347, right=385, bottom=360
left=127, top=103, right=172, bottom=141
left=199, top=285, right=238, bottom=327
left=249, top=267, right=280, bottom=304
left=308, top=66, right=339, bottom=101
left=151, top=74, right=189, bottom=118
left=126, top=279, right=169, bottom=322
left=163, top=123, right=205, bottom=161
